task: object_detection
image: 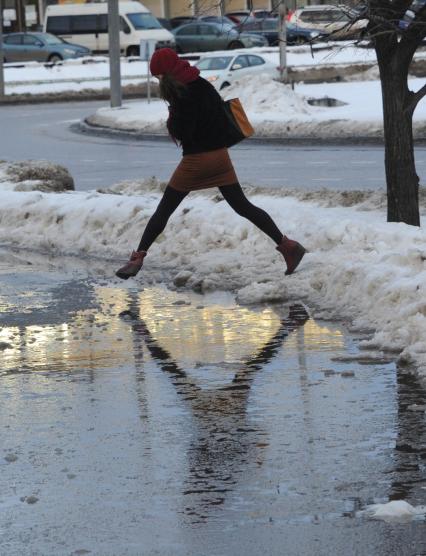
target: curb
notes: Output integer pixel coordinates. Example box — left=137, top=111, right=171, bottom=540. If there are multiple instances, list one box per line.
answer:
left=76, top=119, right=390, bottom=146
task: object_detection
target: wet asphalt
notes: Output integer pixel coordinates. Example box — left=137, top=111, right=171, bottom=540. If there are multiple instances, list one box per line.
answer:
left=0, top=248, right=426, bottom=555
left=5, top=99, right=426, bottom=192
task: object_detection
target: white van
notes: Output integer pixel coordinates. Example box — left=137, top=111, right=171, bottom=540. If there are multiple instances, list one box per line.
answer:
left=44, top=1, right=175, bottom=56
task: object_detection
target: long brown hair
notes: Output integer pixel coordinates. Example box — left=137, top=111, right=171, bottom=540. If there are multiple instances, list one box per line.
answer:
left=159, top=73, right=187, bottom=105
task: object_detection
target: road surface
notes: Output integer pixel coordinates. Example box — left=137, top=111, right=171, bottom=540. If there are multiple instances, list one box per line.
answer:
left=2, top=100, right=426, bottom=191
left=0, top=249, right=425, bottom=555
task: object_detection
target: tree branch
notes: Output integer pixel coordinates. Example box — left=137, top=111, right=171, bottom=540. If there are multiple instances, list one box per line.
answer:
left=407, top=83, right=426, bottom=113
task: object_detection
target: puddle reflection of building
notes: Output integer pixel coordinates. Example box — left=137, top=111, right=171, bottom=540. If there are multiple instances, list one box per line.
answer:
left=389, top=368, right=426, bottom=503
left=125, top=297, right=309, bottom=523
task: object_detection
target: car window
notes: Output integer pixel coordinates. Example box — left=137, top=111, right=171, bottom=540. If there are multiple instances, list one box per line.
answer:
left=126, top=12, right=162, bottom=30
left=175, top=24, right=198, bottom=35
left=23, top=34, right=41, bottom=45
left=43, top=33, right=64, bottom=45
left=196, top=56, right=233, bottom=70
left=4, top=34, right=22, bottom=45
left=327, top=10, right=349, bottom=22
left=70, top=15, right=98, bottom=33
left=248, top=55, right=265, bottom=67
left=98, top=14, right=109, bottom=33
left=299, top=11, right=318, bottom=23
left=232, top=55, right=248, bottom=70
left=46, top=16, right=72, bottom=34
left=301, top=10, right=348, bottom=23
left=198, top=24, right=217, bottom=35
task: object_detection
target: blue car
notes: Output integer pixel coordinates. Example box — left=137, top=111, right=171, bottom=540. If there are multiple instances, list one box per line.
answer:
left=239, top=18, right=326, bottom=46
left=2, top=32, right=90, bottom=63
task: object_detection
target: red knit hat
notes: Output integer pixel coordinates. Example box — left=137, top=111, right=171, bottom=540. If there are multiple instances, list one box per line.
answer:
left=150, top=48, right=200, bottom=84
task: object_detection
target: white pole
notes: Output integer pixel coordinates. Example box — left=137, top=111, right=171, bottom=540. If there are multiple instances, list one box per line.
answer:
left=0, top=0, right=4, bottom=99
left=108, top=0, right=122, bottom=108
left=278, top=1, right=287, bottom=83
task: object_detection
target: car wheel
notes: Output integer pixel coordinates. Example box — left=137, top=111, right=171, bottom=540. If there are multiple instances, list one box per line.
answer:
left=127, top=46, right=140, bottom=57
left=48, top=54, right=63, bottom=63
left=220, top=81, right=231, bottom=90
left=228, top=41, right=243, bottom=49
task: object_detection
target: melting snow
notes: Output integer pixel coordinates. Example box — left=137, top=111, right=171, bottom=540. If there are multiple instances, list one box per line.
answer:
left=1, top=178, right=426, bottom=379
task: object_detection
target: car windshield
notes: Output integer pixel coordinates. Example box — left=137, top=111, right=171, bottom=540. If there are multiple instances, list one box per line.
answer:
left=196, top=56, right=233, bottom=70
left=126, top=13, right=162, bottom=30
left=43, top=33, right=64, bottom=45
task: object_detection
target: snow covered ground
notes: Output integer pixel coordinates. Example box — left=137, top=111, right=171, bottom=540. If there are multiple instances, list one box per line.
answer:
left=3, top=43, right=426, bottom=96
left=1, top=171, right=426, bottom=381
left=3, top=56, right=148, bottom=96
left=87, top=74, right=426, bottom=139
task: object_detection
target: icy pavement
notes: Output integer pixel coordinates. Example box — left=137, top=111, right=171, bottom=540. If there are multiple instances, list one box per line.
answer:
left=0, top=249, right=426, bottom=556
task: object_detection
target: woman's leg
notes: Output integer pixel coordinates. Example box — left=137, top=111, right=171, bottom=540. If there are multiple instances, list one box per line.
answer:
left=137, top=185, right=188, bottom=252
left=219, top=183, right=283, bottom=244
left=219, top=183, right=305, bottom=275
left=116, top=186, right=188, bottom=279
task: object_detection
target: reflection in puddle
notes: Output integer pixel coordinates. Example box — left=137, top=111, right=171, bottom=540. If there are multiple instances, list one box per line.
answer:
left=1, top=268, right=426, bottom=554
left=126, top=299, right=310, bottom=523
left=0, top=284, right=344, bottom=376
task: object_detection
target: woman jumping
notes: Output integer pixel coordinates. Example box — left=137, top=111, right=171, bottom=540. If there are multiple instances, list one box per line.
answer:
left=116, top=48, right=305, bottom=280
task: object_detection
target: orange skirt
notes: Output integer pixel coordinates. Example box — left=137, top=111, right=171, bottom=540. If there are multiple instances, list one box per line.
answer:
left=168, top=148, right=238, bottom=192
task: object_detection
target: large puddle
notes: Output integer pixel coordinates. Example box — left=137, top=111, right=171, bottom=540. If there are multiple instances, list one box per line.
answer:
left=0, top=251, right=425, bottom=555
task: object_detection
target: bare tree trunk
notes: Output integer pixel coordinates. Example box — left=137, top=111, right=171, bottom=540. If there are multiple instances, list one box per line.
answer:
left=377, top=53, right=420, bottom=226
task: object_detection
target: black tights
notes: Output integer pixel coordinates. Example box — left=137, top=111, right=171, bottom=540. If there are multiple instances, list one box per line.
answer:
left=137, top=183, right=283, bottom=252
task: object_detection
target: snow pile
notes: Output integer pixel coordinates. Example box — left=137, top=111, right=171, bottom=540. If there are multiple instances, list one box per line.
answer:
left=86, top=75, right=386, bottom=139
left=359, top=500, right=426, bottom=522
left=86, top=72, right=426, bottom=139
left=0, top=161, right=74, bottom=192
left=1, top=184, right=426, bottom=378
left=97, top=176, right=167, bottom=195
left=86, top=99, right=167, bottom=133
left=222, top=74, right=313, bottom=116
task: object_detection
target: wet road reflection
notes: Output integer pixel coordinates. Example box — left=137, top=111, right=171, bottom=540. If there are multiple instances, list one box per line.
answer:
left=0, top=251, right=425, bottom=555
left=125, top=296, right=310, bottom=523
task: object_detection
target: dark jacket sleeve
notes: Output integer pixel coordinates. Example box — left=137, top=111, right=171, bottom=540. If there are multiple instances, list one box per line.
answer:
left=167, top=94, right=198, bottom=143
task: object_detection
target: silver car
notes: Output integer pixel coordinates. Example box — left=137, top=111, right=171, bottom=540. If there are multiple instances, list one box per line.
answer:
left=2, top=32, right=90, bottom=63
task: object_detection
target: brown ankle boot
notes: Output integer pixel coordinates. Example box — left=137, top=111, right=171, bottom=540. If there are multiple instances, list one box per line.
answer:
left=116, top=251, right=147, bottom=280
left=276, top=236, right=306, bottom=275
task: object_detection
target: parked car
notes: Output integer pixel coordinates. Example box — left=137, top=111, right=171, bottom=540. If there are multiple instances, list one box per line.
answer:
left=399, top=0, right=426, bottom=30
left=2, top=32, right=90, bottom=63
left=173, top=21, right=267, bottom=53
left=44, top=1, right=175, bottom=56
left=288, top=5, right=368, bottom=39
left=240, top=18, right=325, bottom=45
left=195, top=52, right=278, bottom=90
